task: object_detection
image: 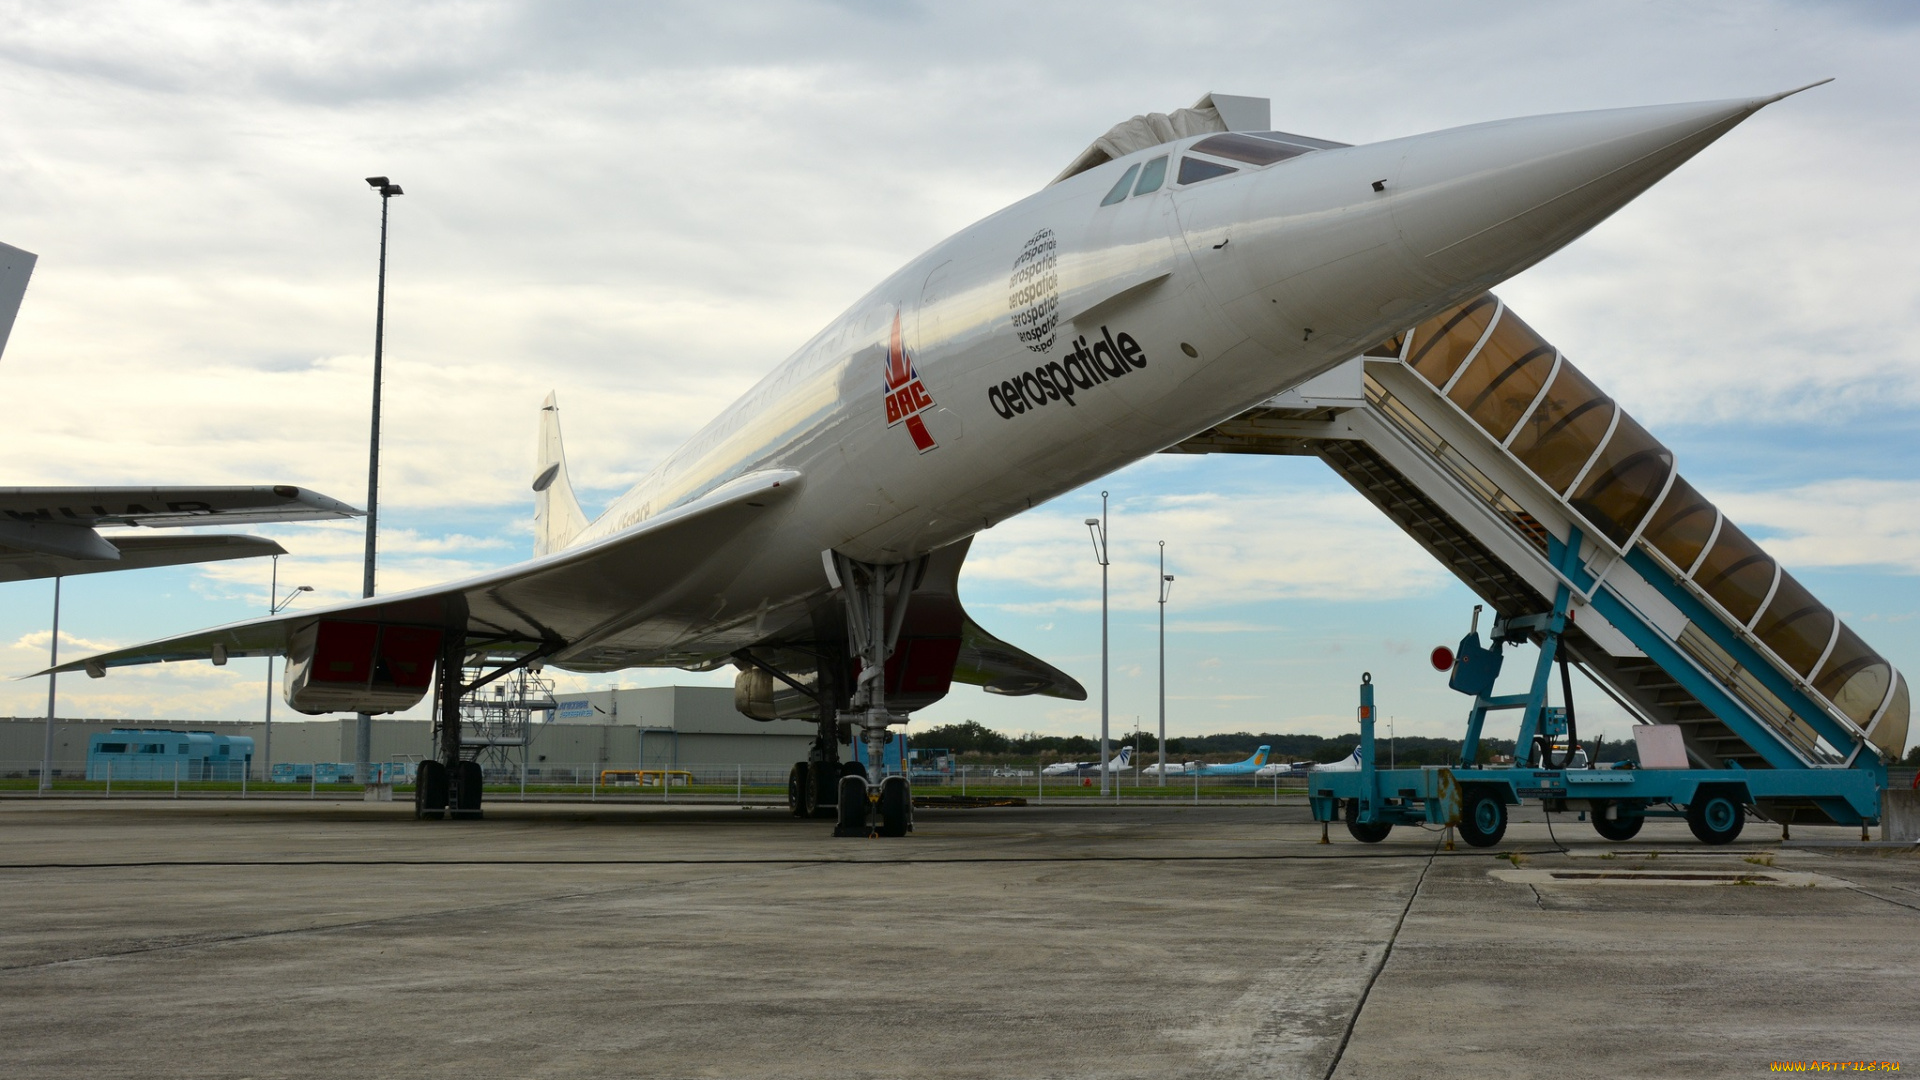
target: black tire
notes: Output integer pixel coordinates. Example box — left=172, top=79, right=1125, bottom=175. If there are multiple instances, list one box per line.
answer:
left=833, top=774, right=870, bottom=837
left=1344, top=798, right=1392, bottom=844
left=809, top=762, right=841, bottom=819
left=1686, top=788, right=1746, bottom=845
left=1591, top=800, right=1644, bottom=842
left=878, top=776, right=912, bottom=837
left=414, top=759, right=448, bottom=820
left=452, top=760, right=484, bottom=818
left=787, top=762, right=809, bottom=818
left=1457, top=787, right=1508, bottom=848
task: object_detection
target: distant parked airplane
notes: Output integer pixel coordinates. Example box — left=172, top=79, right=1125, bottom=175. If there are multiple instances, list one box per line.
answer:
left=1042, top=746, right=1133, bottom=777
left=1144, top=745, right=1271, bottom=777
left=1312, top=747, right=1365, bottom=773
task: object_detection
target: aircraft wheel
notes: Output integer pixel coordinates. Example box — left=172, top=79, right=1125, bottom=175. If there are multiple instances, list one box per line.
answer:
left=1343, top=798, right=1392, bottom=844
left=452, top=760, right=484, bottom=819
left=1457, top=787, right=1508, bottom=848
left=787, top=763, right=808, bottom=818
left=833, top=774, right=870, bottom=837
left=807, top=762, right=840, bottom=819
left=1591, top=800, right=1643, bottom=842
left=1687, top=788, right=1746, bottom=845
left=878, top=776, right=912, bottom=837
left=414, top=759, right=447, bottom=820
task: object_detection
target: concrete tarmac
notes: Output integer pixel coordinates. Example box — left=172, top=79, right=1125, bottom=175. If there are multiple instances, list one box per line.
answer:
left=1, top=798, right=1915, bottom=1079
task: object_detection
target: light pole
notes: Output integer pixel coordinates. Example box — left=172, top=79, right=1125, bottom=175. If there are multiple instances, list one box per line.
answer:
left=1158, top=541, right=1174, bottom=787
left=262, top=554, right=313, bottom=780
left=1084, top=491, right=1110, bottom=795
left=38, top=577, right=59, bottom=794
left=361, top=175, right=402, bottom=785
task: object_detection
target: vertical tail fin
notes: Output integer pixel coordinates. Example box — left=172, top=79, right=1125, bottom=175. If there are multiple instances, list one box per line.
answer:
left=533, top=392, right=589, bottom=557
left=1252, top=745, right=1270, bottom=766
left=0, top=241, right=38, bottom=363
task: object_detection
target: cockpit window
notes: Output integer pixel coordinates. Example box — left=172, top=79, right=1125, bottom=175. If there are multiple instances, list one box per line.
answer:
left=1178, top=156, right=1237, bottom=185
left=1190, top=133, right=1312, bottom=166
left=1101, top=164, right=1140, bottom=206
left=1248, top=130, right=1350, bottom=152
left=1134, top=156, right=1168, bottom=196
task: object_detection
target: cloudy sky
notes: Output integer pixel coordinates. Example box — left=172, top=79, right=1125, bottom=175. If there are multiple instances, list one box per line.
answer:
left=2, top=1, right=1917, bottom=755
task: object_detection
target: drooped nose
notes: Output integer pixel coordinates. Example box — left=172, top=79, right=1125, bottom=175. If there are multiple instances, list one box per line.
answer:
left=1387, top=89, right=1813, bottom=288
left=1187, top=86, right=1820, bottom=358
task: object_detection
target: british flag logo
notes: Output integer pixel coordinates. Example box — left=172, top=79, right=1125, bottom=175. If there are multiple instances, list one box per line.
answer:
left=882, top=311, right=938, bottom=453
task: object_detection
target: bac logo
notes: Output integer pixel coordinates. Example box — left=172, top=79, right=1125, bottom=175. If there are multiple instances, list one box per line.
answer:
left=882, top=311, right=938, bottom=453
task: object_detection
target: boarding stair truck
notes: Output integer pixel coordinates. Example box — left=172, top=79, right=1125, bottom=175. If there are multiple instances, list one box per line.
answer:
left=1167, top=293, right=1907, bottom=845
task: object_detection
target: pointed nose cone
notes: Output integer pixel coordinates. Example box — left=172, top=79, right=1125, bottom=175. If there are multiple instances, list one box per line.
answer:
left=1391, top=92, right=1801, bottom=288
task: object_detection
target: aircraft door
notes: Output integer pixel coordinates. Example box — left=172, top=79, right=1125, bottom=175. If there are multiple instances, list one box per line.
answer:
left=1086, top=162, right=1182, bottom=289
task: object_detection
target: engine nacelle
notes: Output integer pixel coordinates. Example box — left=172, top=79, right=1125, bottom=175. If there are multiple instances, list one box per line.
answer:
left=283, top=620, right=443, bottom=716
left=732, top=635, right=964, bottom=722
left=733, top=666, right=820, bottom=721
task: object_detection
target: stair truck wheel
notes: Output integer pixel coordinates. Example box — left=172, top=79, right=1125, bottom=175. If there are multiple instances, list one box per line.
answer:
left=878, top=776, right=912, bottom=837
left=833, top=774, right=870, bottom=837
left=1457, top=786, right=1508, bottom=848
left=1343, top=798, right=1392, bottom=844
left=414, top=759, right=448, bottom=820
left=787, top=762, right=809, bottom=817
left=1686, top=787, right=1746, bottom=845
left=1591, top=800, right=1644, bottom=842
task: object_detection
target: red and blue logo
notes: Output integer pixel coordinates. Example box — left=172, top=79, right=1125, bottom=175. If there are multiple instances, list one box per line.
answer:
left=882, top=311, right=938, bottom=453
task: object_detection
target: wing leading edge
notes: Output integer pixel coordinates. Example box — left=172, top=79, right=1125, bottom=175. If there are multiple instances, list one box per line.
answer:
left=46, top=469, right=803, bottom=677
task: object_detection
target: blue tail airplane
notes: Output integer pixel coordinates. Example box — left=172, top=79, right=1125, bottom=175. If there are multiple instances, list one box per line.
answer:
left=1142, top=746, right=1270, bottom=778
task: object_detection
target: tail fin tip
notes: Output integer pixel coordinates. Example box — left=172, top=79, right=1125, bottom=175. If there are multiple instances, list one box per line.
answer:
left=534, top=391, right=589, bottom=557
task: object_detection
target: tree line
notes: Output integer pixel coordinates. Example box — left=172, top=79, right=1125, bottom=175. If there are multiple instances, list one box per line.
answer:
left=914, top=720, right=1643, bottom=766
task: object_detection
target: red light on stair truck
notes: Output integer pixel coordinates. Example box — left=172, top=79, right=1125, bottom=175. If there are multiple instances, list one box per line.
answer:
left=1430, top=645, right=1455, bottom=672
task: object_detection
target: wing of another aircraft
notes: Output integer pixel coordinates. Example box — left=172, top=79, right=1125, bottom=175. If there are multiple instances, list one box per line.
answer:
left=49, top=469, right=804, bottom=676
left=0, top=485, right=360, bottom=528
left=0, top=485, right=361, bottom=584
left=0, top=534, right=286, bottom=583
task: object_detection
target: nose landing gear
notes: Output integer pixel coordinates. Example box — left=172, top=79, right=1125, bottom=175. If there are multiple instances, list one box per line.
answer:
left=824, top=552, right=923, bottom=838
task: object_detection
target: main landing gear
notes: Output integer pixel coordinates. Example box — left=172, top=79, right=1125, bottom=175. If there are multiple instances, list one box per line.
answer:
left=788, top=756, right=864, bottom=819
left=415, top=631, right=552, bottom=822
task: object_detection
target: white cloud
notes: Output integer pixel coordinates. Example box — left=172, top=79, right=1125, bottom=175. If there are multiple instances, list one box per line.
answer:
left=1716, top=480, right=1920, bottom=574
left=965, top=484, right=1449, bottom=611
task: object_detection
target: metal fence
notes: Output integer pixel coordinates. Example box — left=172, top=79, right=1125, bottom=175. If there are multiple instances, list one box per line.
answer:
left=7, top=761, right=1909, bottom=805
left=0, top=759, right=1320, bottom=804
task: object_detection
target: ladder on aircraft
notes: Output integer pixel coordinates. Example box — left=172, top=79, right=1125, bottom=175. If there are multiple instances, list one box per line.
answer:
left=1168, top=294, right=1903, bottom=823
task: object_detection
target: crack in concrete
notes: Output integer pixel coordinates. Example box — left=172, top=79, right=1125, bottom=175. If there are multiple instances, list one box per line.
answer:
left=1848, top=886, right=1920, bottom=914
left=1323, top=840, right=1440, bottom=1080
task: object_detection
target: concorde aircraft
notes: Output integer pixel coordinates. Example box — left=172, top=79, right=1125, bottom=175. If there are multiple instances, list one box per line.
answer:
left=0, top=240, right=361, bottom=583
left=53, top=86, right=1823, bottom=835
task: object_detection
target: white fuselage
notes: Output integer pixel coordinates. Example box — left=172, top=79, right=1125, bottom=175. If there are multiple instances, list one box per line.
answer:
left=547, top=97, right=1776, bottom=669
